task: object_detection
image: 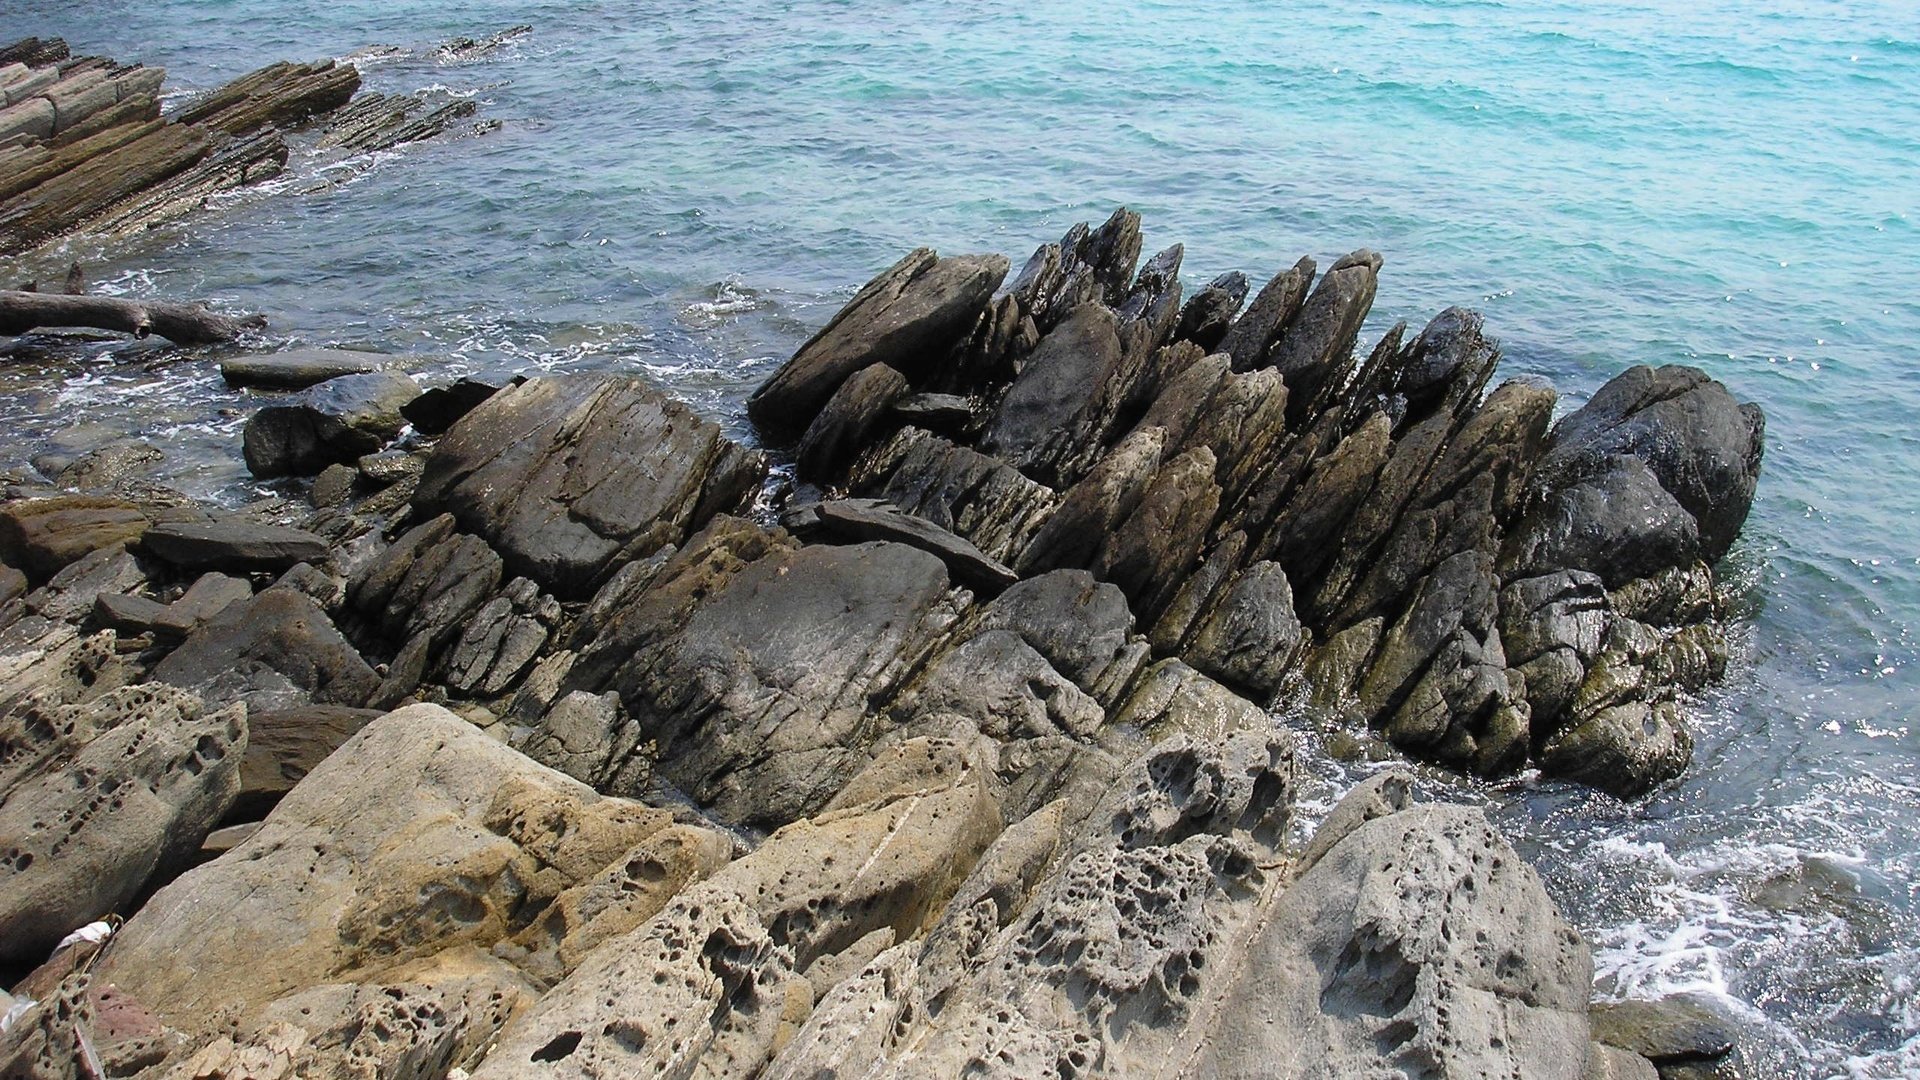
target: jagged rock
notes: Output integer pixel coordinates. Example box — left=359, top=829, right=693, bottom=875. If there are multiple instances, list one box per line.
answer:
left=852, top=426, right=1058, bottom=565
left=1535, top=364, right=1764, bottom=562
left=1110, top=658, right=1269, bottom=743
left=1017, top=425, right=1166, bottom=577
left=243, top=371, right=421, bottom=479
left=95, top=704, right=665, bottom=1031
left=230, top=704, right=382, bottom=822
left=153, top=585, right=378, bottom=710
left=470, top=737, right=1003, bottom=1079
left=796, top=362, right=908, bottom=481
left=91, top=589, right=166, bottom=633
left=0, top=684, right=245, bottom=965
left=314, top=87, right=480, bottom=155
left=220, top=347, right=383, bottom=390
left=1268, top=249, right=1381, bottom=420
left=140, top=518, right=329, bottom=574
left=575, top=525, right=963, bottom=828
left=0, top=972, right=176, bottom=1079
left=748, top=248, right=1009, bottom=434
left=1539, top=697, right=1691, bottom=798
left=1219, top=256, right=1315, bottom=372
left=413, top=374, right=766, bottom=598
left=442, top=575, right=559, bottom=696
left=785, top=497, right=1018, bottom=596
left=1173, top=270, right=1249, bottom=352
left=1094, top=446, right=1221, bottom=618
left=1189, top=799, right=1596, bottom=1078
left=356, top=448, right=423, bottom=486
left=970, top=569, right=1149, bottom=709
left=980, top=302, right=1130, bottom=483
left=0, top=494, right=150, bottom=581
left=400, top=376, right=504, bottom=436
left=1182, top=561, right=1304, bottom=697
left=173, top=58, right=360, bottom=135
left=891, top=392, right=973, bottom=430
left=516, top=690, right=653, bottom=794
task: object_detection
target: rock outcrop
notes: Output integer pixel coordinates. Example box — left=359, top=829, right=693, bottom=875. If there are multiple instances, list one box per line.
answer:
left=745, top=212, right=1765, bottom=797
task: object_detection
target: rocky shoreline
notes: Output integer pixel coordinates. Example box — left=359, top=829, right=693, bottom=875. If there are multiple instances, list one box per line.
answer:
left=0, top=86, right=1762, bottom=1075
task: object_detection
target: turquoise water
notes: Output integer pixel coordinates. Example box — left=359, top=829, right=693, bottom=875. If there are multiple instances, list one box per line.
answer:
left=4, top=1, right=1918, bottom=1073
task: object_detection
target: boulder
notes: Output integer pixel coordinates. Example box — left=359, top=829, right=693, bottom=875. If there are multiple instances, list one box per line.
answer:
left=242, top=370, right=421, bottom=478
left=0, top=494, right=150, bottom=581
left=1173, top=269, right=1249, bottom=353
left=0, top=684, right=245, bottom=965
left=855, top=427, right=1059, bottom=565
left=220, top=347, right=382, bottom=390
left=747, top=248, right=1008, bottom=434
left=413, top=374, right=766, bottom=598
left=94, top=704, right=666, bottom=1030
left=1218, top=256, right=1315, bottom=371
left=582, top=533, right=962, bottom=829
left=795, top=362, right=908, bottom=481
left=153, top=585, right=378, bottom=710
left=1188, top=800, right=1596, bottom=1078
left=140, top=518, right=329, bottom=574
left=1535, top=364, right=1765, bottom=561
left=1183, top=560, right=1304, bottom=697
left=1504, top=455, right=1701, bottom=588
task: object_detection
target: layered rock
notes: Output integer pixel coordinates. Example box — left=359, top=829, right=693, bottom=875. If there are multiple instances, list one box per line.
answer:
left=746, top=212, right=1765, bottom=797
left=0, top=35, right=497, bottom=259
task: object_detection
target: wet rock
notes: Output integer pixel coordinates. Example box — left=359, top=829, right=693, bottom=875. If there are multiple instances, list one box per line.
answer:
left=95, top=704, right=663, bottom=1030
left=242, top=370, right=421, bottom=479
left=153, top=585, right=379, bottom=710
left=220, top=347, right=382, bottom=390
left=173, top=58, right=360, bottom=135
left=1535, top=364, right=1765, bottom=562
left=748, top=248, right=1008, bottom=434
left=413, top=374, right=766, bottom=598
left=1268, top=248, right=1381, bottom=420
left=784, top=497, right=1018, bottom=596
left=356, top=448, right=425, bottom=486
left=0, top=562, right=24, bottom=606
left=1539, top=697, right=1692, bottom=797
left=0, top=684, right=245, bottom=965
left=140, top=518, right=329, bottom=574
left=1590, top=995, right=1738, bottom=1069
left=1505, top=455, right=1702, bottom=588
left=400, top=376, right=504, bottom=436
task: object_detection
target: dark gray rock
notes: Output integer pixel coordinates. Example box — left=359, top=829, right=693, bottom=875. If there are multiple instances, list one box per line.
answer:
left=795, top=361, right=908, bottom=482
left=786, top=498, right=1018, bottom=597
left=1218, top=256, right=1315, bottom=372
left=399, top=376, right=504, bottom=436
left=153, top=585, right=378, bottom=709
left=979, top=302, right=1130, bottom=484
left=141, top=518, right=329, bottom=574
left=1016, top=425, right=1165, bottom=577
left=242, top=370, right=421, bottom=479
left=1536, top=364, right=1765, bottom=562
left=151, top=571, right=253, bottom=640
left=442, top=575, right=557, bottom=696
left=891, top=392, right=973, bottom=431
left=220, top=347, right=382, bottom=390
left=412, top=374, right=766, bottom=598
left=971, top=569, right=1147, bottom=708
left=1505, top=455, right=1702, bottom=589
left=747, top=248, right=1008, bottom=435
left=1184, top=561, right=1304, bottom=697
left=1173, top=270, right=1249, bottom=353
left=1269, top=249, right=1381, bottom=419
left=575, top=523, right=960, bottom=829
left=1590, top=995, right=1738, bottom=1068
left=852, top=427, right=1058, bottom=565
left=92, top=589, right=166, bottom=633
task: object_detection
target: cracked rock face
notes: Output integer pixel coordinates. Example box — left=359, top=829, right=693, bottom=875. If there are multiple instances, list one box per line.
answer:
left=746, top=214, right=1764, bottom=797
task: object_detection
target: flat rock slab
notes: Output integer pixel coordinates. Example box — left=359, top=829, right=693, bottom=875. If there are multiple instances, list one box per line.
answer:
left=141, top=519, right=329, bottom=574
left=786, top=497, right=1018, bottom=597
left=0, top=495, right=151, bottom=581
left=413, top=374, right=766, bottom=598
left=1590, top=996, right=1738, bottom=1065
left=220, top=347, right=383, bottom=390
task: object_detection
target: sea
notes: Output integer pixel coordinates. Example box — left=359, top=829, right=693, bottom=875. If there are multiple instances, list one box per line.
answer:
left=2, top=1, right=1916, bottom=1074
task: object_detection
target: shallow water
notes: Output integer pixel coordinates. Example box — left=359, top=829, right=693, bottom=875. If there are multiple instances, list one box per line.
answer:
left=3, top=1, right=1917, bottom=1073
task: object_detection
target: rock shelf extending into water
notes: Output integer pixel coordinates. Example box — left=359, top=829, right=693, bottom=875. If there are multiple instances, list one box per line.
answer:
left=0, top=35, right=493, bottom=261
left=0, top=210, right=1760, bottom=1078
